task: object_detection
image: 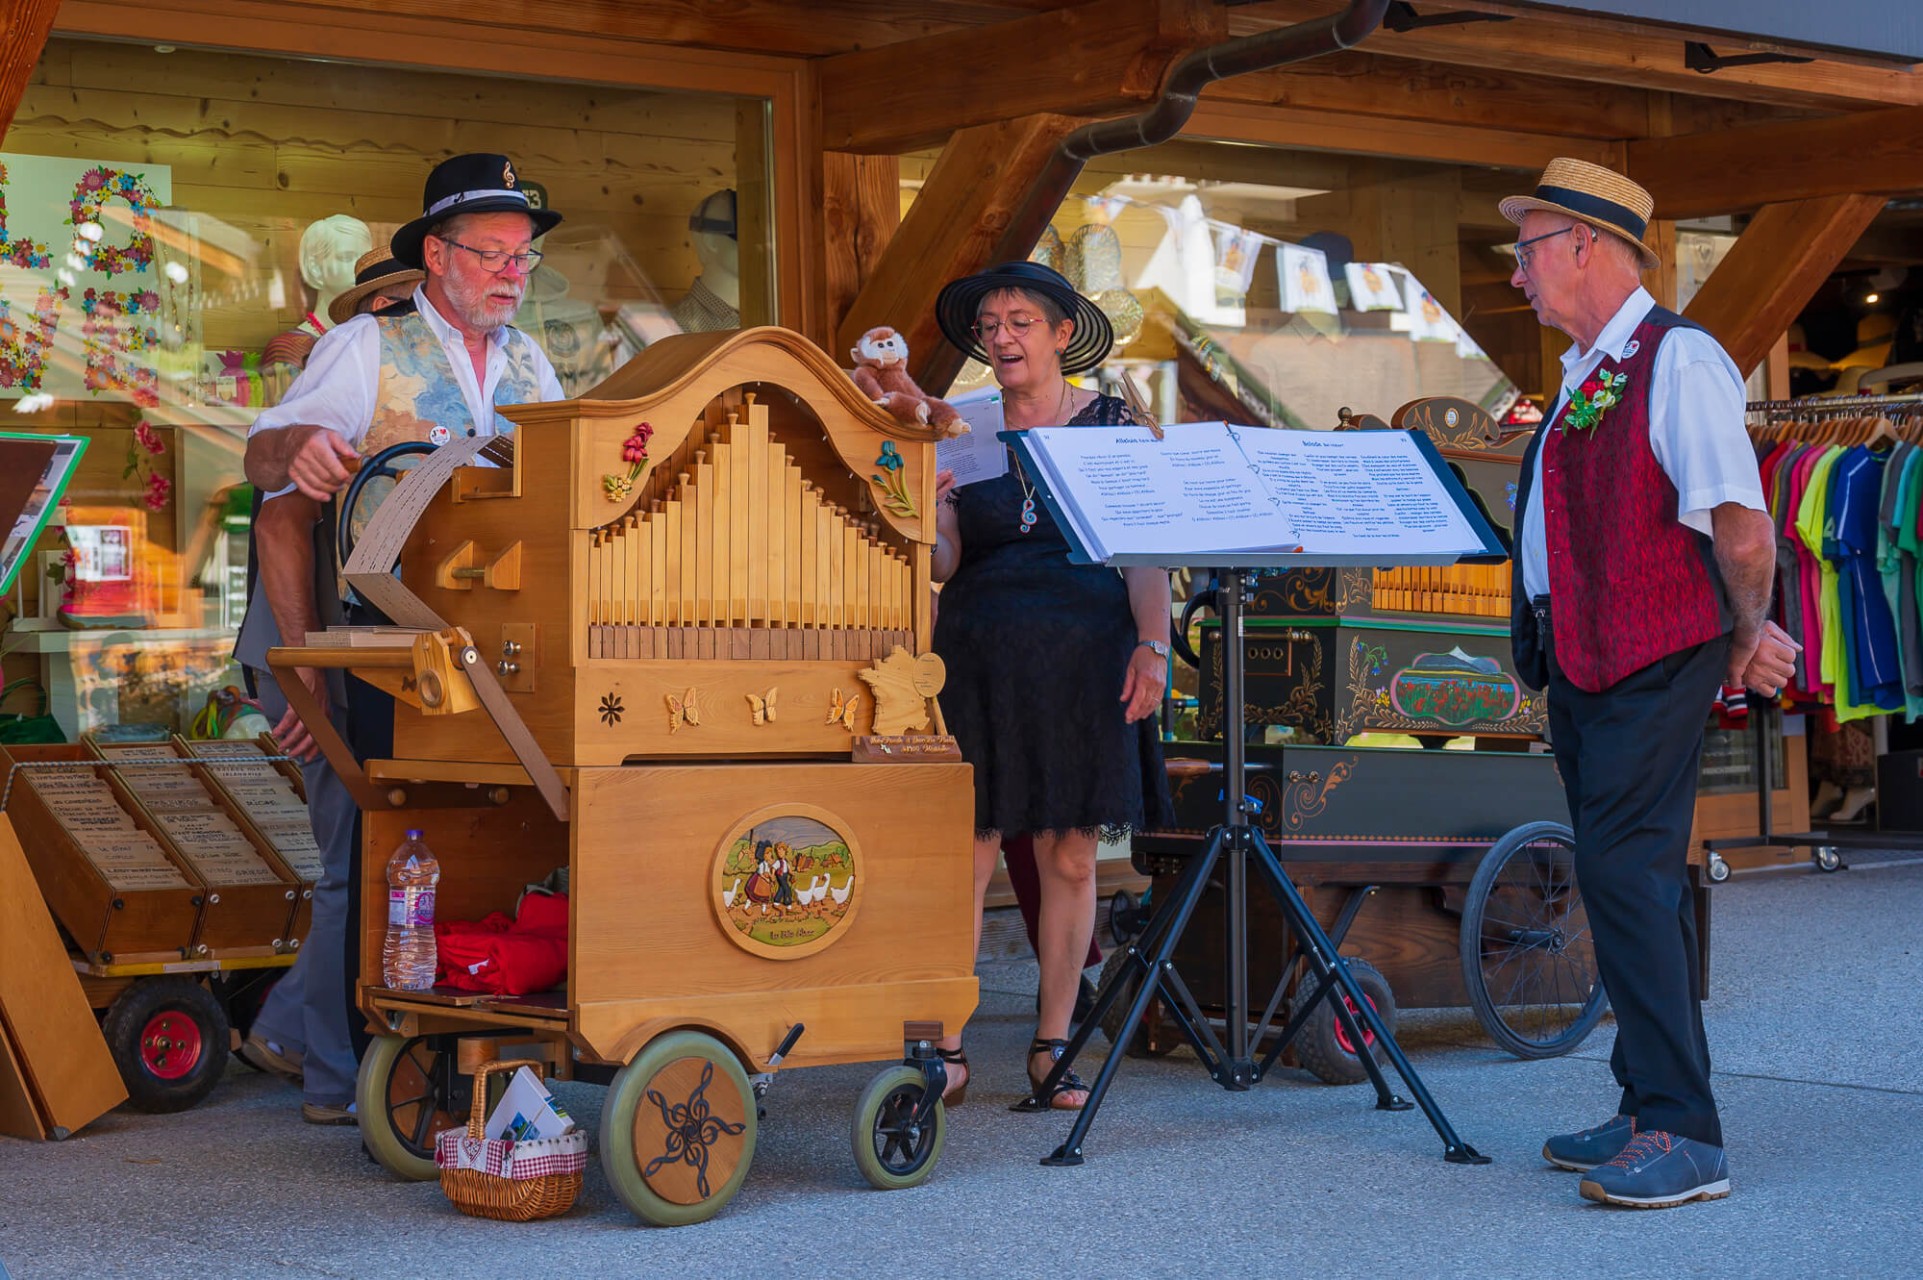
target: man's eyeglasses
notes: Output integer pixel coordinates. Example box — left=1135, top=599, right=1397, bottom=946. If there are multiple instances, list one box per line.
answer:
left=971, top=315, right=1045, bottom=342
left=1511, top=226, right=1574, bottom=274
left=436, top=238, right=544, bottom=275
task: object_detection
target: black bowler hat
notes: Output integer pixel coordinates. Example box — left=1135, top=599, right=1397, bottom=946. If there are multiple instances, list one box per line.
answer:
left=390, top=153, right=564, bottom=270
left=935, top=259, right=1114, bottom=375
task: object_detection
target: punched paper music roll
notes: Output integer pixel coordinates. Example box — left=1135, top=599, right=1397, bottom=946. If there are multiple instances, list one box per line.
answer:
left=342, top=434, right=492, bottom=630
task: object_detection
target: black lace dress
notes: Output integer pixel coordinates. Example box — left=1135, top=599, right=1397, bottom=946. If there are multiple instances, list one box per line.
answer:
left=933, top=394, right=1173, bottom=837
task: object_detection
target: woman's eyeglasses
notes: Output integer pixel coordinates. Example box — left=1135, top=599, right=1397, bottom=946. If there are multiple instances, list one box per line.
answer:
left=971, top=315, right=1045, bottom=342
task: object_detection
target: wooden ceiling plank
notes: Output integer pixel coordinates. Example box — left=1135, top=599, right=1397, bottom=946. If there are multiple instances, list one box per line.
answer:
left=819, top=0, right=1223, bottom=154
left=0, top=0, right=62, bottom=140
left=1227, top=1, right=1923, bottom=111
left=1683, top=194, right=1885, bottom=376
left=837, top=113, right=1085, bottom=389
left=1185, top=99, right=1616, bottom=171
left=1630, top=105, right=1923, bottom=220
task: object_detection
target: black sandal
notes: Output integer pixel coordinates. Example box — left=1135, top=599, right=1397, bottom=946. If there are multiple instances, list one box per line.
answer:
left=936, top=1047, right=969, bottom=1106
left=1024, top=1037, right=1089, bottom=1111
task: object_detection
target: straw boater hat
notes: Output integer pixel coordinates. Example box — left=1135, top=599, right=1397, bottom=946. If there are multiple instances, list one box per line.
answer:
left=390, top=152, right=563, bottom=270
left=327, top=249, right=425, bottom=326
left=934, top=260, right=1114, bottom=375
left=1499, top=157, right=1661, bottom=272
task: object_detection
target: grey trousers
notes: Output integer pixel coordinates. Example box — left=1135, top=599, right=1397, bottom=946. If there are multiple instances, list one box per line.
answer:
left=248, top=667, right=359, bottom=1109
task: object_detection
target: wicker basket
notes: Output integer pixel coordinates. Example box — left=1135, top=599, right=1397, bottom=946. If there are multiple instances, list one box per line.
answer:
left=434, top=1060, right=587, bottom=1222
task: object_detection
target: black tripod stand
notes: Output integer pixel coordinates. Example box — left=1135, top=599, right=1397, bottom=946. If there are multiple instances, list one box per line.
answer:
left=1026, top=569, right=1489, bottom=1167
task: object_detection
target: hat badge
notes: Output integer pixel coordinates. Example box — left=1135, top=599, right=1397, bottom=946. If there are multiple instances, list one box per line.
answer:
left=503, top=160, right=516, bottom=188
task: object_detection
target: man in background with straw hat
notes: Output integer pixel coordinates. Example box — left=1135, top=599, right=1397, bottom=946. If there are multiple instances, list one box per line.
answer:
left=1504, top=158, right=1798, bottom=1208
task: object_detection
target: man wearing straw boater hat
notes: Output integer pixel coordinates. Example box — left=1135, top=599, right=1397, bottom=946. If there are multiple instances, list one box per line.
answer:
left=235, top=155, right=565, bottom=1126
left=1504, top=158, right=1798, bottom=1207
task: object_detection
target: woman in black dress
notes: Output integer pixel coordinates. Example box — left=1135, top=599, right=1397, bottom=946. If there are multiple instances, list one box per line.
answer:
left=929, top=261, right=1171, bottom=1110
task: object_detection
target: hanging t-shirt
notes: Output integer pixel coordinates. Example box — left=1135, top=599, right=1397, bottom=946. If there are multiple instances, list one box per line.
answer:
left=1796, top=446, right=1846, bottom=700
left=1830, top=446, right=1903, bottom=717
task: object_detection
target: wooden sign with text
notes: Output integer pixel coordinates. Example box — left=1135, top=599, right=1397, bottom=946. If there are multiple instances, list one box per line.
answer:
left=851, top=735, right=963, bottom=763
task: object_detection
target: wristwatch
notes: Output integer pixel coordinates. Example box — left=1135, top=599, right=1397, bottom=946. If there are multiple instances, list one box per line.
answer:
left=1137, top=639, right=1170, bottom=658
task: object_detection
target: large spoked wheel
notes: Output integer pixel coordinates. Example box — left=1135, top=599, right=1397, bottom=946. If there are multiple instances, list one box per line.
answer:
left=1460, top=821, right=1608, bottom=1059
left=102, top=977, right=230, bottom=1114
left=356, top=1034, right=462, bottom=1181
left=599, top=1031, right=757, bottom=1227
left=1288, top=957, right=1396, bottom=1085
left=851, top=1065, right=946, bottom=1191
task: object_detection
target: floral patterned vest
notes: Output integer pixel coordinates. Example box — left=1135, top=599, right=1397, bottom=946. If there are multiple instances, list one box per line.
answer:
left=362, top=309, right=544, bottom=456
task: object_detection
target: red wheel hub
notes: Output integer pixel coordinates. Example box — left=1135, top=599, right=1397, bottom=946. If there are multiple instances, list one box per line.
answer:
left=139, top=1010, right=204, bottom=1080
left=1332, top=993, right=1379, bottom=1057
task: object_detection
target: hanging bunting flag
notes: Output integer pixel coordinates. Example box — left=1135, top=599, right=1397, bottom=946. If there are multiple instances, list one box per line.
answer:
left=1344, top=261, right=1405, bottom=312
left=1279, top=243, right=1337, bottom=316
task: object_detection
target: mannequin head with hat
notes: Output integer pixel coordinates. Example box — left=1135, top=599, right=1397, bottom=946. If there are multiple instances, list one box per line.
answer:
left=1502, top=157, right=1658, bottom=351
left=390, top=153, right=563, bottom=343
left=299, top=215, right=373, bottom=322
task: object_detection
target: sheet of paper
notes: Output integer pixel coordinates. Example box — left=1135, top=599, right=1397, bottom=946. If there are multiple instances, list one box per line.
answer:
left=935, top=391, right=1008, bottom=488
left=1023, top=423, right=1298, bottom=560
left=1229, top=427, right=1483, bottom=557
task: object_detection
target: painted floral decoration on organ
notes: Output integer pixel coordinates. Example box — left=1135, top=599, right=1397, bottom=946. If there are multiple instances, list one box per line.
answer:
left=602, top=420, right=655, bottom=502
left=1561, top=370, right=1628, bottom=434
left=869, top=440, right=917, bottom=519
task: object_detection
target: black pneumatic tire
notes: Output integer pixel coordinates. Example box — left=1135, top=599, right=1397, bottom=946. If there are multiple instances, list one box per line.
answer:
left=101, top=977, right=231, bottom=1114
left=1288, top=957, right=1396, bottom=1086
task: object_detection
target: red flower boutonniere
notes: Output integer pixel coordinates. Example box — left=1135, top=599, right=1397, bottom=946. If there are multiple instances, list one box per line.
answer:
left=1562, top=370, right=1628, bottom=433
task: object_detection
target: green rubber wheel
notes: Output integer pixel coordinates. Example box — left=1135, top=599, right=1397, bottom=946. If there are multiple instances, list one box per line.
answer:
left=851, top=1065, right=946, bottom=1191
left=356, top=1034, right=461, bottom=1181
left=599, top=1030, right=757, bottom=1227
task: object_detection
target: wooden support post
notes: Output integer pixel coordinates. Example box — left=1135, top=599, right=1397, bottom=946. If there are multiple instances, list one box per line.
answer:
left=1683, top=195, right=1884, bottom=378
left=837, top=113, right=1085, bottom=393
left=822, top=153, right=901, bottom=352
left=0, top=0, right=60, bottom=140
left=1631, top=105, right=1923, bottom=220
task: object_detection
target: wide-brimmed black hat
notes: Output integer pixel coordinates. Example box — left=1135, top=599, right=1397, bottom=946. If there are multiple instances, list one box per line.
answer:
left=935, top=260, right=1113, bottom=375
left=390, top=153, right=563, bottom=270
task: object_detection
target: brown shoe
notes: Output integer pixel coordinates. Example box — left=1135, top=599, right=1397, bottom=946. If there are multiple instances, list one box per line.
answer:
left=301, top=1101, right=357, bottom=1126
left=240, top=1033, right=304, bottom=1086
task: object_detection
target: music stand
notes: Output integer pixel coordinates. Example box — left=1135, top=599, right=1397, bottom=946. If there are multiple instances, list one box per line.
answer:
left=1000, top=427, right=1497, bottom=1167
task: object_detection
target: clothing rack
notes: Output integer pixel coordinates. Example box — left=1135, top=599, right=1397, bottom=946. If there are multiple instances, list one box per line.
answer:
left=1708, top=391, right=1923, bottom=872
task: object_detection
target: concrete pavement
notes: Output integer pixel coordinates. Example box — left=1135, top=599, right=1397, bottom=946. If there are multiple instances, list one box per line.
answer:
left=3, top=858, right=1920, bottom=1279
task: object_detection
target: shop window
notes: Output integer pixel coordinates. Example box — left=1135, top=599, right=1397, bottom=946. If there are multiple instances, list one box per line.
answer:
left=0, top=38, right=773, bottom=739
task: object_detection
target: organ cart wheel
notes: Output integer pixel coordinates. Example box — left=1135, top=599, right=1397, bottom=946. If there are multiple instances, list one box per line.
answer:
left=1460, top=821, right=1608, bottom=1060
left=1813, top=846, right=1843, bottom=873
left=101, top=977, right=230, bottom=1114
left=599, top=1030, right=758, bottom=1227
left=1706, top=852, right=1732, bottom=883
left=1288, top=957, right=1396, bottom=1085
left=850, top=1065, right=946, bottom=1191
left=356, top=1034, right=462, bottom=1181
left=1096, top=947, right=1175, bottom=1058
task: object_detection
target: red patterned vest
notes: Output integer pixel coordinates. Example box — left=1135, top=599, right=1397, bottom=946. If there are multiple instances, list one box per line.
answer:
left=1538, top=308, right=1730, bottom=692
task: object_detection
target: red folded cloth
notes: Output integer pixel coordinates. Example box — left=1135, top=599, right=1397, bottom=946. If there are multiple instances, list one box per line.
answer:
left=434, top=892, right=568, bottom=995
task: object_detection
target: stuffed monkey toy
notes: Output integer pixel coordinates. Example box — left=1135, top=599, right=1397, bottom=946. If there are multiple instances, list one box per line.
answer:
left=850, top=327, right=964, bottom=433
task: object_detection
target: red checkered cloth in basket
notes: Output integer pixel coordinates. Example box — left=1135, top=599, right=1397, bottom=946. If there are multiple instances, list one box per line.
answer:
left=435, top=1129, right=589, bottom=1180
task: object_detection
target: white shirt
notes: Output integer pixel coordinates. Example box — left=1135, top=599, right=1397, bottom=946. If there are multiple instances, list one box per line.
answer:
left=247, top=286, right=565, bottom=497
left=1520, top=287, right=1765, bottom=598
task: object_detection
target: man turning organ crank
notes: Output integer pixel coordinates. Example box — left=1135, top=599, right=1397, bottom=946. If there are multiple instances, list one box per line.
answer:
left=240, top=155, right=565, bottom=1125
left=1504, top=159, right=1798, bottom=1209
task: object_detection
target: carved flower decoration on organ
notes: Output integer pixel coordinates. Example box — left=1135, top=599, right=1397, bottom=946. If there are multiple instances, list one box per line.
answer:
left=1561, top=370, right=1628, bottom=434
left=602, top=420, right=656, bottom=502
left=869, top=440, right=918, bottom=519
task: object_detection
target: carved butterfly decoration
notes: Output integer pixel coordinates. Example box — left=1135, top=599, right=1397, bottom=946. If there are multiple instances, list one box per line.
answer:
left=665, top=687, right=701, bottom=733
left=826, top=687, right=861, bottom=731
left=745, top=687, right=779, bottom=726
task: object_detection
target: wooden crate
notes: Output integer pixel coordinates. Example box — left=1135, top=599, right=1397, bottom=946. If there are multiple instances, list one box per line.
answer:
left=0, top=743, right=201, bottom=963
left=179, top=735, right=318, bottom=948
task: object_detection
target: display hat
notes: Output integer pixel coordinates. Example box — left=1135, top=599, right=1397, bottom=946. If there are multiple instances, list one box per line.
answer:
left=934, top=259, right=1114, bottom=374
left=390, top=153, right=563, bottom=270
left=327, top=249, right=425, bottom=326
left=1498, top=157, right=1661, bottom=271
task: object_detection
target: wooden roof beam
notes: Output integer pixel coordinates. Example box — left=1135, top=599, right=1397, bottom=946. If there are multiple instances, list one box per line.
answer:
left=1683, top=194, right=1885, bottom=377
left=819, top=0, right=1224, bottom=155
left=1228, top=1, right=1923, bottom=111
left=0, top=0, right=61, bottom=140
left=1630, top=106, right=1923, bottom=220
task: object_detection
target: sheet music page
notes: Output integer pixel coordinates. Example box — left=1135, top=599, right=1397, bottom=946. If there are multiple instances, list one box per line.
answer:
left=1230, top=427, right=1483, bottom=556
left=1024, top=422, right=1299, bottom=560
left=936, top=390, right=1009, bottom=487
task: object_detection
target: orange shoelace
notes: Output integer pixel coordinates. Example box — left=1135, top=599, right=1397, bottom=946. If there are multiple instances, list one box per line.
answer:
left=1602, top=1129, right=1675, bottom=1170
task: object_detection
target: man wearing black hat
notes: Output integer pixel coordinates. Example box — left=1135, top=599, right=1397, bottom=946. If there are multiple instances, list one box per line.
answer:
left=235, top=154, right=565, bottom=1125
left=1504, top=158, right=1798, bottom=1207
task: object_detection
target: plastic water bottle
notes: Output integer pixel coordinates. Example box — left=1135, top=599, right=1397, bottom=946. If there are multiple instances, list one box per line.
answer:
left=382, top=829, right=440, bottom=991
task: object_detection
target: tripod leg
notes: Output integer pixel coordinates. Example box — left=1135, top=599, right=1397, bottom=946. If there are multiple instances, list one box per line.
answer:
left=1248, top=831, right=1489, bottom=1165
left=1036, top=829, right=1227, bottom=1165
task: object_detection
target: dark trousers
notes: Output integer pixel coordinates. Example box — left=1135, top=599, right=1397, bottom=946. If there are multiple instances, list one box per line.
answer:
left=1546, top=627, right=1724, bottom=1148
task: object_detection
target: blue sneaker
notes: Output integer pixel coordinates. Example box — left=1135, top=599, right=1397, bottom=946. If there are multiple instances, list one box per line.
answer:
left=1579, top=1130, right=1730, bottom=1208
left=1542, top=1114, right=1635, bottom=1172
